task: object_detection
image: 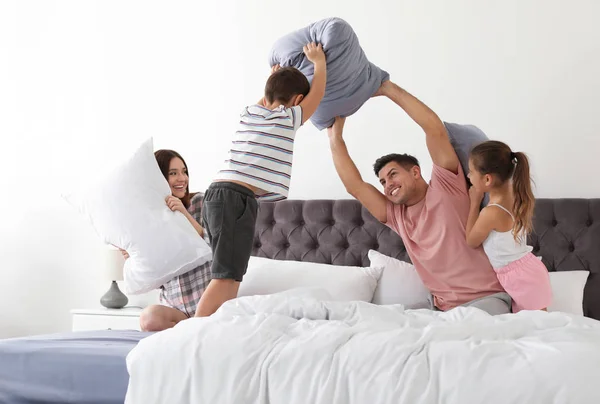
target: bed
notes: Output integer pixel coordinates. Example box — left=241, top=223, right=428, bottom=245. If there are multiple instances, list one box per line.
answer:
left=0, top=330, right=152, bottom=404
left=1, top=198, right=599, bottom=404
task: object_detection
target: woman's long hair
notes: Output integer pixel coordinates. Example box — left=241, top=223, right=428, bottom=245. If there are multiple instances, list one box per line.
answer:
left=470, top=141, right=535, bottom=240
left=154, top=149, right=191, bottom=209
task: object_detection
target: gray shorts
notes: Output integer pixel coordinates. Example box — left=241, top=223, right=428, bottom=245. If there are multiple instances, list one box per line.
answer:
left=202, top=182, right=258, bottom=282
left=431, top=292, right=512, bottom=315
left=459, top=292, right=512, bottom=315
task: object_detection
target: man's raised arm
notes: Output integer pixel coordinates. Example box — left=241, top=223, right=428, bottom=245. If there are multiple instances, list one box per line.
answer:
left=327, top=117, right=388, bottom=223
left=377, top=81, right=459, bottom=174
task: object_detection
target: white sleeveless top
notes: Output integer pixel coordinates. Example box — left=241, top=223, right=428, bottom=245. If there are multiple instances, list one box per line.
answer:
left=481, top=203, right=532, bottom=269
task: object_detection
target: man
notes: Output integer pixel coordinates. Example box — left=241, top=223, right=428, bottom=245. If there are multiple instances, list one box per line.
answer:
left=327, top=80, right=510, bottom=315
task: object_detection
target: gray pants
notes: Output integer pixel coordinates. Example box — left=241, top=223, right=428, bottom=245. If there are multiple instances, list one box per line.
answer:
left=431, top=292, right=512, bottom=315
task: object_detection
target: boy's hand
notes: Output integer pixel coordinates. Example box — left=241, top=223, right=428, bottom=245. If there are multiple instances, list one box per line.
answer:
left=270, top=64, right=281, bottom=75
left=303, top=42, right=325, bottom=65
left=298, top=42, right=327, bottom=124
left=327, top=116, right=346, bottom=138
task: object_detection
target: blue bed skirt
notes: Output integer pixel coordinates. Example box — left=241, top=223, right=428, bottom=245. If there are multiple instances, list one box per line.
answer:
left=0, top=329, right=151, bottom=404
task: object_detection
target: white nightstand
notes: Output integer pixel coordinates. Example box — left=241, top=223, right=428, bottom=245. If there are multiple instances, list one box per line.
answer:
left=71, top=307, right=143, bottom=332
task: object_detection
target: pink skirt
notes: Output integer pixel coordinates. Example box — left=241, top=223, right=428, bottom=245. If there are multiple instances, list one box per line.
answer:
left=495, top=252, right=553, bottom=313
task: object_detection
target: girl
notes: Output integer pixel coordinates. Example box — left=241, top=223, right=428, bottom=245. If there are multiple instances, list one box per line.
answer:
left=121, top=149, right=212, bottom=331
left=465, top=140, right=552, bottom=313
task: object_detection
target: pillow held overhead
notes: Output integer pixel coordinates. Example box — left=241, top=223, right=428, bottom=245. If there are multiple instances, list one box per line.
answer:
left=444, top=121, right=490, bottom=207
left=269, top=17, right=389, bottom=130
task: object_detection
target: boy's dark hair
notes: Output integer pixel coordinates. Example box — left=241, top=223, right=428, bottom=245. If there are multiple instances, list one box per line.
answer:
left=264, top=67, right=310, bottom=104
left=373, top=153, right=420, bottom=176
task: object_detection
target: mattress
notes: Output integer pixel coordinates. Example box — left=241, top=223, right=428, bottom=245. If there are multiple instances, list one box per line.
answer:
left=0, top=329, right=151, bottom=404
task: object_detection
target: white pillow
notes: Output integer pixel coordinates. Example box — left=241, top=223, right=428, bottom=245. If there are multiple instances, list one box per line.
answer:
left=367, top=250, right=431, bottom=309
left=547, top=270, right=589, bottom=315
left=237, top=256, right=383, bottom=303
left=63, top=138, right=212, bottom=295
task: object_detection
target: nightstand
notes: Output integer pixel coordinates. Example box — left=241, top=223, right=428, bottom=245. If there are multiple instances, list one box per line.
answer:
left=71, top=307, right=143, bottom=332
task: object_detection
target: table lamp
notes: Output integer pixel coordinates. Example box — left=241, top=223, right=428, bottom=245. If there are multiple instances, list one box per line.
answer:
left=100, top=245, right=129, bottom=309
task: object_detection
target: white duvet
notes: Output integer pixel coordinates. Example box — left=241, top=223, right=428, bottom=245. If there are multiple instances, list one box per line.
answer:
left=125, top=289, right=600, bottom=404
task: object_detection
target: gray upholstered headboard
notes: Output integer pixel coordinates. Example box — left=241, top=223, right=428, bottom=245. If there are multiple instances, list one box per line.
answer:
left=252, top=198, right=600, bottom=320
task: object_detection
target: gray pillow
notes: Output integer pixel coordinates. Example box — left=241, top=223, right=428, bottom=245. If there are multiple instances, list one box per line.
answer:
left=444, top=121, right=490, bottom=207
left=269, top=17, right=389, bottom=130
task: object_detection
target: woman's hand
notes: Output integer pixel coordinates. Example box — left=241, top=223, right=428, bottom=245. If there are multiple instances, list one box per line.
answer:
left=166, top=195, right=187, bottom=215
left=119, top=249, right=130, bottom=260
left=166, top=195, right=205, bottom=237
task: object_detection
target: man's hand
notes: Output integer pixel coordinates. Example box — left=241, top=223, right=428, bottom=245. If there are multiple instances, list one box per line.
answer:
left=303, top=42, right=325, bottom=65
left=327, top=116, right=387, bottom=223
left=375, top=80, right=459, bottom=173
left=371, top=80, right=391, bottom=98
left=270, top=64, right=281, bottom=75
left=327, top=116, right=346, bottom=139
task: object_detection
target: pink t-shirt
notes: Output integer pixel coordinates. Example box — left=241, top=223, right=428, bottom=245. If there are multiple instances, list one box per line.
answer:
left=385, top=164, right=504, bottom=310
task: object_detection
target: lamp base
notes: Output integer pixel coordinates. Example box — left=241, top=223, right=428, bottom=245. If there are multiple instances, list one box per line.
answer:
left=100, top=280, right=129, bottom=309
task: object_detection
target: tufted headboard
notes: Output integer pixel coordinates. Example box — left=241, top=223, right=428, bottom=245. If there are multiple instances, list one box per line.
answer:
left=252, top=198, right=600, bottom=320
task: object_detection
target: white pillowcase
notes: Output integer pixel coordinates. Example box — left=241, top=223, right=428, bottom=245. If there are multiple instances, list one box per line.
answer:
left=63, top=138, right=212, bottom=294
left=547, top=270, right=589, bottom=316
left=237, top=256, right=383, bottom=303
left=367, top=250, right=431, bottom=309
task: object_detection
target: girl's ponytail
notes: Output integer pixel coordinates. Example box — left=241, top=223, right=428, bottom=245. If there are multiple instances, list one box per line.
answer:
left=512, top=151, right=535, bottom=241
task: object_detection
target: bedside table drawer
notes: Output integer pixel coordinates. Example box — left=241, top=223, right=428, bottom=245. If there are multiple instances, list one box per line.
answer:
left=72, top=314, right=141, bottom=332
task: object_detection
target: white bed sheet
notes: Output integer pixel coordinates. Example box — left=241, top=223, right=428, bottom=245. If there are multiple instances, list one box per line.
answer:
left=125, top=289, right=600, bottom=404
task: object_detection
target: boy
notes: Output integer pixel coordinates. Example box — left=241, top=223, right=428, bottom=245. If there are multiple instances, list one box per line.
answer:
left=195, top=42, right=327, bottom=317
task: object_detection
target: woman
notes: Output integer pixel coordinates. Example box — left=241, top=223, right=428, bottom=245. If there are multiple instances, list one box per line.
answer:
left=121, top=149, right=211, bottom=331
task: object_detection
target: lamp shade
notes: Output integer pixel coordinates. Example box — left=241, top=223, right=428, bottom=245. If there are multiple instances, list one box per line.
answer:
left=104, top=245, right=125, bottom=282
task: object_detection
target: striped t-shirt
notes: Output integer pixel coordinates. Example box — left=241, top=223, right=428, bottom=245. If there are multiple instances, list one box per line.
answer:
left=215, top=104, right=303, bottom=201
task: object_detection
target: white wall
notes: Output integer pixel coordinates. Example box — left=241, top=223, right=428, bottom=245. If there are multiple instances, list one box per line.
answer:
left=1, top=0, right=598, bottom=338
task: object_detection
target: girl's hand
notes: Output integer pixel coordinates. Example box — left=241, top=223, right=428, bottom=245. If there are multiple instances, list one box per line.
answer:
left=469, top=186, right=484, bottom=204
left=119, top=249, right=130, bottom=260
left=166, top=195, right=187, bottom=215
